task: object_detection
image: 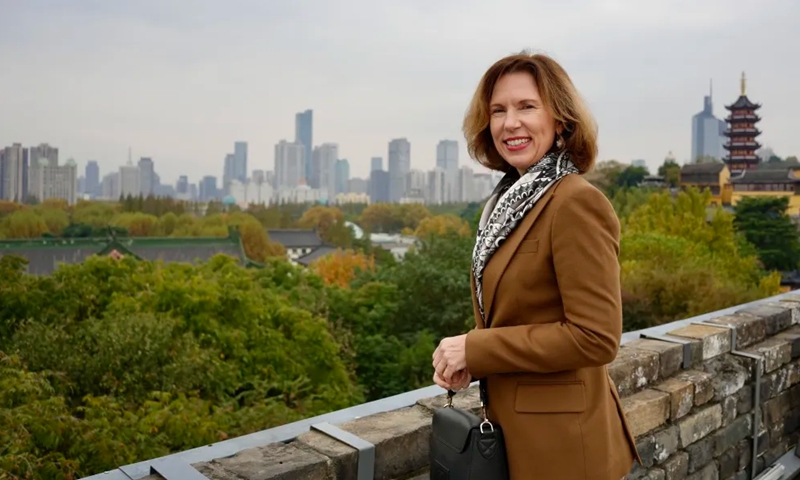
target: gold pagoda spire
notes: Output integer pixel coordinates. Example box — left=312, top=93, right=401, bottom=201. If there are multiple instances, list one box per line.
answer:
left=740, top=71, right=746, bottom=96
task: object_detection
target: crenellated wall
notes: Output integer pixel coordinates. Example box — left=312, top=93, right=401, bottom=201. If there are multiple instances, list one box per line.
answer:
left=131, top=293, right=800, bottom=480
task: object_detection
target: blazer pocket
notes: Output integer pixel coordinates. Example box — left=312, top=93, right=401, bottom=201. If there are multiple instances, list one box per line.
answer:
left=516, top=238, right=539, bottom=254
left=514, top=381, right=586, bottom=413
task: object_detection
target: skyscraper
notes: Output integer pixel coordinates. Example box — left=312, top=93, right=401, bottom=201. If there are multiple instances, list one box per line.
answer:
left=295, top=109, right=313, bottom=181
left=85, top=160, right=100, bottom=197
left=436, top=140, right=459, bottom=202
left=388, top=138, right=410, bottom=202
left=234, top=142, right=248, bottom=182
left=691, top=81, right=726, bottom=163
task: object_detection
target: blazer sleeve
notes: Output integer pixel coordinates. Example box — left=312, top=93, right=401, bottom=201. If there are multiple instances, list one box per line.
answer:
left=464, top=185, right=622, bottom=378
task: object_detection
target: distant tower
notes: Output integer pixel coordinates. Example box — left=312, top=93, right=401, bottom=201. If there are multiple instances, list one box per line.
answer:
left=722, top=72, right=762, bottom=175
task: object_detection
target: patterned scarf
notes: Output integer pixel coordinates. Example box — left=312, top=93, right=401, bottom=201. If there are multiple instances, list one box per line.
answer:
left=471, top=150, right=579, bottom=323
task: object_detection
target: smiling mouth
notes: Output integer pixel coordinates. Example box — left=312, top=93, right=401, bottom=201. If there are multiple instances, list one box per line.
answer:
left=504, top=137, right=531, bottom=148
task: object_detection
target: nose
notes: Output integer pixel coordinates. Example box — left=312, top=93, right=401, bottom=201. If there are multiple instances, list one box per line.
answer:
left=504, top=108, right=521, bottom=131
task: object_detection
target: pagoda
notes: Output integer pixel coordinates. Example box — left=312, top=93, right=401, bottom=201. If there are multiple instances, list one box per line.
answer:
left=722, top=72, right=762, bottom=175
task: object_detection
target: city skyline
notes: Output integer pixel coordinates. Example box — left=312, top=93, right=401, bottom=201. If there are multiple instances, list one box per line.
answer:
left=1, top=0, right=798, bottom=184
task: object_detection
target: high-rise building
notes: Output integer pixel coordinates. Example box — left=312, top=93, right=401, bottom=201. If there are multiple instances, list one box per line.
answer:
left=138, top=157, right=155, bottom=196
left=722, top=72, right=762, bottom=175
left=119, top=162, right=140, bottom=197
left=388, top=138, right=411, bottom=202
left=691, top=82, right=726, bottom=163
left=29, top=143, right=59, bottom=167
left=199, top=176, right=217, bottom=201
left=436, top=140, right=459, bottom=202
left=234, top=142, right=248, bottom=182
left=335, top=159, right=350, bottom=195
left=0, top=144, right=28, bottom=202
left=274, top=140, right=305, bottom=189
left=29, top=158, right=78, bottom=205
left=295, top=110, right=313, bottom=181
left=371, top=157, right=383, bottom=172
left=310, top=143, right=338, bottom=199
left=85, top=160, right=100, bottom=197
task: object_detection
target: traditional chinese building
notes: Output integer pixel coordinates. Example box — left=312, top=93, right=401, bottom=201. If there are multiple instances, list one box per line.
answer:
left=722, top=72, right=762, bottom=175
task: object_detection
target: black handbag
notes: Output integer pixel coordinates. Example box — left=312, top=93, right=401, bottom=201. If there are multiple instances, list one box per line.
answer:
left=430, top=378, right=509, bottom=479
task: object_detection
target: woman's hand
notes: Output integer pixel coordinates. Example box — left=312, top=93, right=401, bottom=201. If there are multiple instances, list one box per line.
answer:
left=432, top=334, right=468, bottom=383
left=433, top=369, right=472, bottom=391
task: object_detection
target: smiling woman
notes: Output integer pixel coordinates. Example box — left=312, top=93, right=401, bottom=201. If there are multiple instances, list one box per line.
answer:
left=430, top=51, right=640, bottom=480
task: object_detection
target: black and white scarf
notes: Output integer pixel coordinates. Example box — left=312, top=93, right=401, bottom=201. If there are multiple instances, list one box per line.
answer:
left=471, top=150, right=579, bottom=323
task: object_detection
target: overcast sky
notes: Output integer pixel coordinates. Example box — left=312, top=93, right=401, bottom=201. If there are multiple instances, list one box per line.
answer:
left=1, top=0, right=798, bottom=184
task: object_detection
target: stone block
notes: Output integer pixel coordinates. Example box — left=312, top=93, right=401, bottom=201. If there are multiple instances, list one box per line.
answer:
left=296, top=405, right=432, bottom=480
left=721, top=396, right=737, bottom=427
left=644, top=468, right=666, bottom=480
left=735, top=385, right=753, bottom=414
left=774, top=325, right=800, bottom=358
left=702, top=356, right=748, bottom=401
left=654, top=378, right=694, bottom=420
left=760, top=366, right=791, bottom=400
left=714, top=414, right=752, bottom=456
left=736, top=304, right=793, bottom=336
left=678, top=404, right=722, bottom=447
left=737, top=438, right=752, bottom=471
left=193, top=442, right=330, bottom=480
left=637, top=434, right=656, bottom=469
left=416, top=384, right=481, bottom=415
left=777, top=299, right=800, bottom=324
left=609, top=347, right=661, bottom=397
left=621, top=389, right=671, bottom=438
left=762, top=389, right=791, bottom=426
left=653, top=426, right=680, bottom=464
left=675, top=370, right=714, bottom=406
left=706, top=313, right=766, bottom=349
left=669, top=324, right=731, bottom=361
left=686, top=436, right=714, bottom=474
left=718, top=448, right=738, bottom=479
left=686, top=462, right=717, bottom=480
left=743, top=337, right=791, bottom=374
left=662, top=451, right=688, bottom=480
left=625, top=339, right=685, bottom=379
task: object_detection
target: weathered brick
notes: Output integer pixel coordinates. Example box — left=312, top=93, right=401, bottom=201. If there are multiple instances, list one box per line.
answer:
left=718, top=448, right=738, bottom=479
left=669, top=324, right=731, bottom=360
left=714, top=414, right=752, bottom=456
left=653, top=426, right=680, bottom=464
left=622, top=389, right=670, bottom=437
left=777, top=299, right=800, bottom=324
left=663, top=451, right=689, bottom=480
left=637, top=434, right=656, bottom=469
left=610, top=347, right=661, bottom=397
left=702, top=356, right=748, bottom=401
left=686, top=462, right=717, bottom=480
left=194, top=442, right=330, bottom=480
left=624, top=339, right=685, bottom=380
left=296, top=405, right=432, bottom=480
left=417, top=383, right=481, bottom=415
left=787, top=359, right=800, bottom=386
left=645, top=468, right=666, bottom=480
left=736, top=304, right=793, bottom=336
left=736, top=385, right=753, bottom=414
left=744, top=337, right=791, bottom=373
left=721, top=396, right=737, bottom=427
left=675, top=370, right=714, bottom=406
left=763, top=390, right=791, bottom=426
left=706, top=313, right=766, bottom=348
left=686, top=436, right=714, bottom=473
left=761, top=366, right=791, bottom=400
left=763, top=438, right=789, bottom=466
left=785, top=407, right=800, bottom=434
left=774, top=325, right=800, bottom=358
left=679, top=404, right=722, bottom=447
left=654, top=378, right=694, bottom=420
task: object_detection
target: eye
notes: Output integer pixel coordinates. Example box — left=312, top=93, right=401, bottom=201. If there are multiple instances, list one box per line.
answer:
left=491, top=108, right=505, bottom=115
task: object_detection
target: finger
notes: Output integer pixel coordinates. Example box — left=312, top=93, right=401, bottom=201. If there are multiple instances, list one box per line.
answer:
left=433, top=372, right=451, bottom=390
left=442, top=364, right=456, bottom=383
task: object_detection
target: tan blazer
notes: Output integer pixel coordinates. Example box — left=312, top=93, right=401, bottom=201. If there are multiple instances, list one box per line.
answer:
left=465, top=174, right=641, bottom=480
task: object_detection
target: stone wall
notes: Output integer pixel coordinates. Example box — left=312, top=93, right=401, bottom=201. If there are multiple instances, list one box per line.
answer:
left=140, top=295, right=800, bottom=480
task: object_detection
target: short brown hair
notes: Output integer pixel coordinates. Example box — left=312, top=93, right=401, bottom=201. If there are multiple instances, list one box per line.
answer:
left=463, top=51, right=598, bottom=174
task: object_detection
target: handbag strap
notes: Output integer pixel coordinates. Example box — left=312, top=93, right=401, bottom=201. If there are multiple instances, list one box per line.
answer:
left=445, top=378, right=492, bottom=432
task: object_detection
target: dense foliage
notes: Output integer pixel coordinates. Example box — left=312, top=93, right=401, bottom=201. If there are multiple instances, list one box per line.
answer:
left=1, top=166, right=797, bottom=478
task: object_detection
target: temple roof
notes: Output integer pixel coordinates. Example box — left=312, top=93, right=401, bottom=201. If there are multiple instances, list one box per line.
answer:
left=729, top=168, right=800, bottom=184
left=725, top=95, right=761, bottom=110
left=267, top=229, right=325, bottom=248
left=680, top=163, right=726, bottom=174
left=0, top=233, right=249, bottom=275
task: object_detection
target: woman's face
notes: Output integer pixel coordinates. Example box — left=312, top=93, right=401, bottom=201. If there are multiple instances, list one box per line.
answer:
left=489, top=71, right=559, bottom=175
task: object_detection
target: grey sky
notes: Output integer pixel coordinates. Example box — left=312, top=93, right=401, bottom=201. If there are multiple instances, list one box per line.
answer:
left=1, top=0, right=798, bottom=184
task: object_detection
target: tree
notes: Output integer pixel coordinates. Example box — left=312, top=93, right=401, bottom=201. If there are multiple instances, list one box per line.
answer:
left=414, top=214, right=471, bottom=238
left=310, top=249, right=375, bottom=288
left=658, top=159, right=681, bottom=188
left=733, top=196, right=800, bottom=271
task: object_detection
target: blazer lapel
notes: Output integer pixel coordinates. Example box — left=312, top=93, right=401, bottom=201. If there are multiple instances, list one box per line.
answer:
left=480, top=186, right=558, bottom=326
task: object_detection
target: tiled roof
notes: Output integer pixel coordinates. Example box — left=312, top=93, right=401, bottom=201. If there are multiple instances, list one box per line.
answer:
left=730, top=168, right=800, bottom=184
left=680, top=163, right=726, bottom=174
left=294, top=245, right=339, bottom=266
left=0, top=234, right=247, bottom=275
left=267, top=229, right=324, bottom=248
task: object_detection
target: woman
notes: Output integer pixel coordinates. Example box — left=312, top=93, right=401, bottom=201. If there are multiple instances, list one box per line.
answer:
left=432, top=51, right=641, bottom=480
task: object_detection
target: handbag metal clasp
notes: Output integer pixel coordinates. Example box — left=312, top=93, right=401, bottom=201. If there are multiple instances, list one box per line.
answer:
left=445, top=389, right=455, bottom=408
left=479, top=401, right=494, bottom=433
